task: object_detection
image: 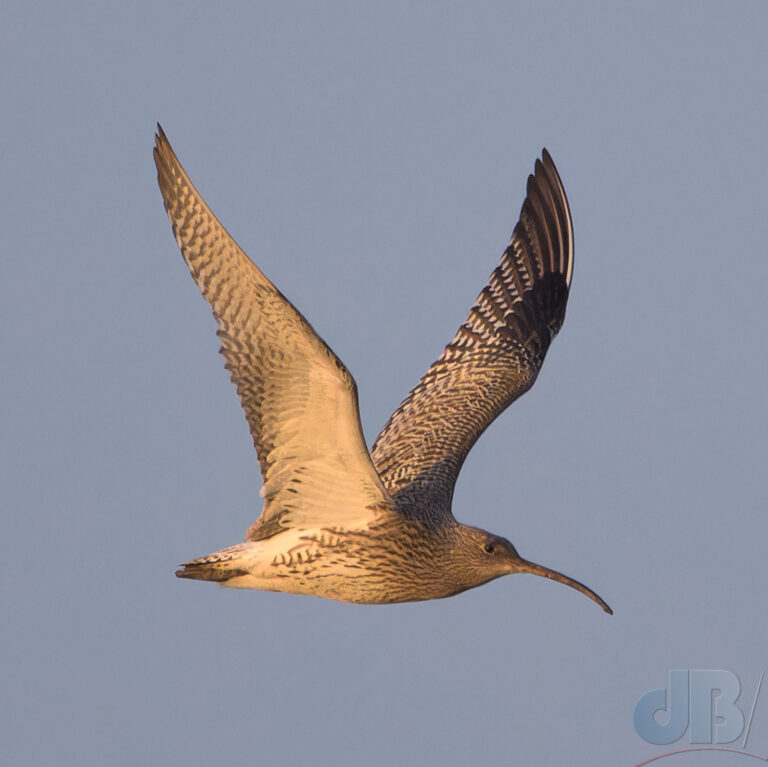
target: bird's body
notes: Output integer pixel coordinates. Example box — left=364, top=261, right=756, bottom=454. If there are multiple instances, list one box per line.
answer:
left=154, top=126, right=611, bottom=613
left=181, top=522, right=515, bottom=605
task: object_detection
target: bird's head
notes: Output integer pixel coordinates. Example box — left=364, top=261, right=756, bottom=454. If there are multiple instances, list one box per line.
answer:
left=455, top=525, right=612, bottom=614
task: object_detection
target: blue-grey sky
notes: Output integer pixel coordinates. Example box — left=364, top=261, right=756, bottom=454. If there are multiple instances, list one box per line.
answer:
left=2, top=3, right=767, bottom=765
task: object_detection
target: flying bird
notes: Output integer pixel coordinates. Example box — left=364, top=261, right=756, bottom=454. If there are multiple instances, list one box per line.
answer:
left=154, top=126, right=611, bottom=613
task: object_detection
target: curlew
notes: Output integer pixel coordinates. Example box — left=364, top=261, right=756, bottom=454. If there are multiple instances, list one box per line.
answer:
left=154, top=126, right=611, bottom=613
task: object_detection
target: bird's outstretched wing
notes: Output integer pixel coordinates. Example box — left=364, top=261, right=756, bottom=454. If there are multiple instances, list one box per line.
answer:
left=370, top=150, right=573, bottom=525
left=154, top=126, right=398, bottom=541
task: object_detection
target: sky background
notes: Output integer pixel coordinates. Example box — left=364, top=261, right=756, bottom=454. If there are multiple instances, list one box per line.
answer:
left=2, top=3, right=767, bottom=766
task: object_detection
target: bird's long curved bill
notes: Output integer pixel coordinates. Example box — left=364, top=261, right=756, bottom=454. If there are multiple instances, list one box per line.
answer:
left=517, top=558, right=613, bottom=614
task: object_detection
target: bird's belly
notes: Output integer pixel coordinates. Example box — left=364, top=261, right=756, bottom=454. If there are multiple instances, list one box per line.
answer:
left=223, top=568, right=388, bottom=603
left=215, top=529, right=442, bottom=604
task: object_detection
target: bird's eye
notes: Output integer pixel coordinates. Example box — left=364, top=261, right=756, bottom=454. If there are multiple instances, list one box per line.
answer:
left=484, top=542, right=495, bottom=554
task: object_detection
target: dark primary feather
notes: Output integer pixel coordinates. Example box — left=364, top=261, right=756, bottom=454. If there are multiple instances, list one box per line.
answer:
left=370, top=150, right=574, bottom=525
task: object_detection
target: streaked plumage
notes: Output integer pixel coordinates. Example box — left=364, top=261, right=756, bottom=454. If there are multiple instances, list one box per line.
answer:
left=154, top=126, right=611, bottom=613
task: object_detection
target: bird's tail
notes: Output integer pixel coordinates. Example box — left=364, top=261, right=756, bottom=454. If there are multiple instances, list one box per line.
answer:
left=175, top=544, right=250, bottom=582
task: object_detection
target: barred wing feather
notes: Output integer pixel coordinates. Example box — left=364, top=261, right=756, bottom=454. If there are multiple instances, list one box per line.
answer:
left=370, top=151, right=574, bottom=525
left=154, top=127, right=398, bottom=541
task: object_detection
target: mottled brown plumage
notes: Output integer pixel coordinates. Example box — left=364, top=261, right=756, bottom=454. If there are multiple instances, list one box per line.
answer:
left=371, top=153, right=572, bottom=524
left=154, top=125, right=611, bottom=613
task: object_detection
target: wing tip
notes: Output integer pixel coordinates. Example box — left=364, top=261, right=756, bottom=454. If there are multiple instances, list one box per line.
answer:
left=152, top=123, right=192, bottom=206
left=153, top=122, right=174, bottom=169
left=154, top=122, right=169, bottom=150
left=527, top=147, right=574, bottom=288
